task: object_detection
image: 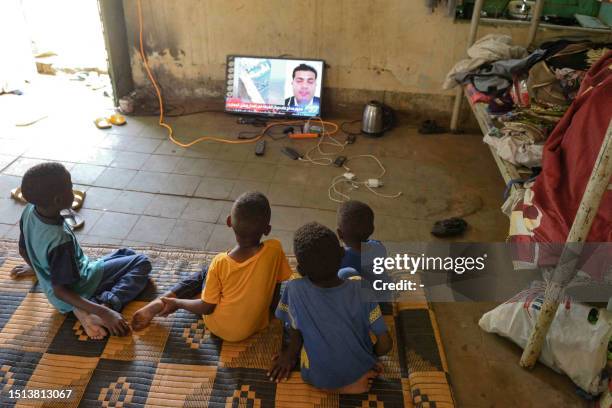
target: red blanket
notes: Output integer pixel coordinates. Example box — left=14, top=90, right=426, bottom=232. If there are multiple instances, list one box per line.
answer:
left=508, top=51, right=611, bottom=272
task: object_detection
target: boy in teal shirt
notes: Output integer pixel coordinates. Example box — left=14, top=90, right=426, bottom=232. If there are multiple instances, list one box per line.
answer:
left=11, top=163, right=151, bottom=339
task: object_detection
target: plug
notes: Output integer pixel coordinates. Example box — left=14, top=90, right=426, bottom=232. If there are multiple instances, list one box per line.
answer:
left=343, top=172, right=355, bottom=181
left=366, top=179, right=383, bottom=188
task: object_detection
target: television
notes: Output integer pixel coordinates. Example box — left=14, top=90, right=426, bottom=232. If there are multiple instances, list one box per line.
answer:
left=224, top=55, right=324, bottom=118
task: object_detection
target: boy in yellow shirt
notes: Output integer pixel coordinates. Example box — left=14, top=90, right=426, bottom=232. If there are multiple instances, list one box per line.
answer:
left=131, top=191, right=292, bottom=341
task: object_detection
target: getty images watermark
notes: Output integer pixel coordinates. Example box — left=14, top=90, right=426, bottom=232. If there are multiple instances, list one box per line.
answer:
left=370, top=253, right=488, bottom=291
left=361, top=242, right=611, bottom=303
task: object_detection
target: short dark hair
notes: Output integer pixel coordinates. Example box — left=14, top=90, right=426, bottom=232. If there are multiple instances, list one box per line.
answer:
left=231, top=191, right=271, bottom=237
left=293, top=222, right=343, bottom=282
left=337, top=200, right=374, bottom=243
left=21, top=162, right=70, bottom=207
left=292, top=63, right=317, bottom=79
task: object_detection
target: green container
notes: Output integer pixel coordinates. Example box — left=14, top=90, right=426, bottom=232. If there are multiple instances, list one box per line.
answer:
left=483, top=0, right=512, bottom=18
left=543, top=0, right=600, bottom=18
left=460, top=0, right=601, bottom=19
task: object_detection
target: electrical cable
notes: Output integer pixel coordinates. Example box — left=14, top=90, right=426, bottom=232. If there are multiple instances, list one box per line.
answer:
left=136, top=0, right=399, bottom=203
left=137, top=0, right=339, bottom=148
left=340, top=119, right=362, bottom=136
left=299, top=117, right=346, bottom=166
left=327, top=154, right=402, bottom=202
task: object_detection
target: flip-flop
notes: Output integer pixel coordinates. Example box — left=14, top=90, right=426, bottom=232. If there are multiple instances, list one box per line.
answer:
left=11, top=187, right=85, bottom=210
left=108, top=114, right=127, bottom=126
left=94, top=118, right=111, bottom=129
left=431, top=217, right=468, bottom=238
left=418, top=120, right=447, bottom=135
left=10, top=187, right=27, bottom=204
left=60, top=209, right=84, bottom=230
left=72, top=189, right=86, bottom=210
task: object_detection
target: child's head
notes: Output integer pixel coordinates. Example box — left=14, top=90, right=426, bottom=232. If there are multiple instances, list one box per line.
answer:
left=337, top=200, right=374, bottom=246
left=293, top=222, right=343, bottom=283
left=21, top=162, right=73, bottom=211
left=227, top=191, right=271, bottom=244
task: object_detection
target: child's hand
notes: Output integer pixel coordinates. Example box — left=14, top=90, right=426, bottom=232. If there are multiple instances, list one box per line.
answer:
left=10, top=264, right=34, bottom=279
left=98, top=307, right=130, bottom=336
left=267, top=352, right=296, bottom=383
left=159, top=297, right=180, bottom=317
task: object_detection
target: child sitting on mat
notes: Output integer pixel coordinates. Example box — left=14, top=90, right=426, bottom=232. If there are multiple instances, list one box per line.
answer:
left=131, top=191, right=293, bottom=342
left=336, top=200, right=388, bottom=284
left=11, top=163, right=151, bottom=339
left=268, top=222, right=393, bottom=393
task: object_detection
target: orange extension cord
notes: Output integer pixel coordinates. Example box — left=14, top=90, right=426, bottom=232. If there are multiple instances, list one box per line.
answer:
left=136, top=0, right=338, bottom=148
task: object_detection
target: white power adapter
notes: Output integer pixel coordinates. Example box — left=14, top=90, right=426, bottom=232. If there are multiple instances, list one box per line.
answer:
left=366, top=179, right=383, bottom=188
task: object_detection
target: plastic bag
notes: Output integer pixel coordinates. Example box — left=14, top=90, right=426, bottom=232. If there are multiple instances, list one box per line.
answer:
left=479, top=286, right=612, bottom=395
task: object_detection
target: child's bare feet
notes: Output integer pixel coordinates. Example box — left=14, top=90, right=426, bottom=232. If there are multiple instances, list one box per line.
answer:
left=131, top=298, right=164, bottom=331
left=10, top=264, right=35, bottom=279
left=332, top=365, right=381, bottom=394
left=74, top=308, right=108, bottom=340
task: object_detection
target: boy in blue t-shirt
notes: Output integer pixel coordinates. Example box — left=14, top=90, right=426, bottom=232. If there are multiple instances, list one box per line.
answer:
left=10, top=163, right=151, bottom=339
left=336, top=200, right=387, bottom=284
left=268, top=222, right=392, bottom=393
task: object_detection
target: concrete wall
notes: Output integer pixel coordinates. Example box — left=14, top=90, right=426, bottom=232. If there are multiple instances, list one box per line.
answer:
left=121, top=0, right=610, bottom=122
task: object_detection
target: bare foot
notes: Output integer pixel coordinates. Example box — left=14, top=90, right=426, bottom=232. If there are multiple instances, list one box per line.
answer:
left=131, top=298, right=164, bottom=331
left=74, top=308, right=108, bottom=340
left=332, top=368, right=379, bottom=394
left=10, top=264, right=35, bottom=279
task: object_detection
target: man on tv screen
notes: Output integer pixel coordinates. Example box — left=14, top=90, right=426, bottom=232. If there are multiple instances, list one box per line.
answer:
left=284, top=63, right=320, bottom=114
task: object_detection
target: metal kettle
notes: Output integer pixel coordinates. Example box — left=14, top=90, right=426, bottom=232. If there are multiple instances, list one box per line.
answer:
left=361, top=101, right=395, bottom=136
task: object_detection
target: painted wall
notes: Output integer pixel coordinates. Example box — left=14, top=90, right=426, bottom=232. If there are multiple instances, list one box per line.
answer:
left=121, top=0, right=610, bottom=120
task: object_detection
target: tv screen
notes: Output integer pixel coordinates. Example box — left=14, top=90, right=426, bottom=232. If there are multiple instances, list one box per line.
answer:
left=224, top=56, right=324, bottom=118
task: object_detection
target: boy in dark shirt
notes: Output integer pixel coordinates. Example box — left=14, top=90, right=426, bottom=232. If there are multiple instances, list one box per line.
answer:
left=337, top=200, right=388, bottom=284
left=11, top=163, right=151, bottom=339
left=268, top=222, right=392, bottom=393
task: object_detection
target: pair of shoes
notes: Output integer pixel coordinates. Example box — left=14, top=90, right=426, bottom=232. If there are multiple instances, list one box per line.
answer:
left=10, top=188, right=86, bottom=230
left=418, top=120, right=447, bottom=134
left=11, top=188, right=86, bottom=210
left=94, top=114, right=127, bottom=129
left=431, top=217, right=468, bottom=237
left=60, top=209, right=85, bottom=230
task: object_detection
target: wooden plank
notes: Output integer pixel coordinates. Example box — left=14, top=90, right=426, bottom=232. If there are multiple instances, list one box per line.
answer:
left=464, top=93, right=525, bottom=185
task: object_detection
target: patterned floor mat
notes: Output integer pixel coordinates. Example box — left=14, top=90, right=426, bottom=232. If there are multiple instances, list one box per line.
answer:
left=0, top=239, right=454, bottom=407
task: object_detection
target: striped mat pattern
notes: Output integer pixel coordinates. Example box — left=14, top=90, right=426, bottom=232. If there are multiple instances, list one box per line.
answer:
left=0, top=240, right=454, bottom=407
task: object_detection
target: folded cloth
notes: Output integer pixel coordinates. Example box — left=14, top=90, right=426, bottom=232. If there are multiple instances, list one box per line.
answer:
left=503, top=122, right=547, bottom=143
left=454, top=48, right=549, bottom=95
left=483, top=126, right=544, bottom=168
left=465, top=83, right=491, bottom=104
left=444, top=34, right=527, bottom=89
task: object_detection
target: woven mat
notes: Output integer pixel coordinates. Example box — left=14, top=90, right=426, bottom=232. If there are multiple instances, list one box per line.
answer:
left=0, top=240, right=454, bottom=407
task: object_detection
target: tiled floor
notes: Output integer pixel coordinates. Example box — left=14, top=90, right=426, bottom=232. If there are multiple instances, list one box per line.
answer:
left=0, top=97, right=510, bottom=250
left=0, top=77, right=586, bottom=406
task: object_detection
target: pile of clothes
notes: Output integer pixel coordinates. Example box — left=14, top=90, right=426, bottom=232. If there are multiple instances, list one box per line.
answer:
left=446, top=34, right=610, bottom=168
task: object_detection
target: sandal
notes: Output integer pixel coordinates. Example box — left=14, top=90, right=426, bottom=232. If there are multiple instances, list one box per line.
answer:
left=418, top=120, right=447, bottom=135
left=10, top=187, right=85, bottom=211
left=94, top=118, right=111, bottom=129
left=71, top=189, right=86, bottom=210
left=431, top=217, right=468, bottom=238
left=60, top=209, right=84, bottom=230
left=10, top=187, right=27, bottom=204
left=108, top=114, right=127, bottom=126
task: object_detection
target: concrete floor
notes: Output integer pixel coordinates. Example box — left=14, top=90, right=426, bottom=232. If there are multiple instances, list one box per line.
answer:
left=0, top=77, right=587, bottom=407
